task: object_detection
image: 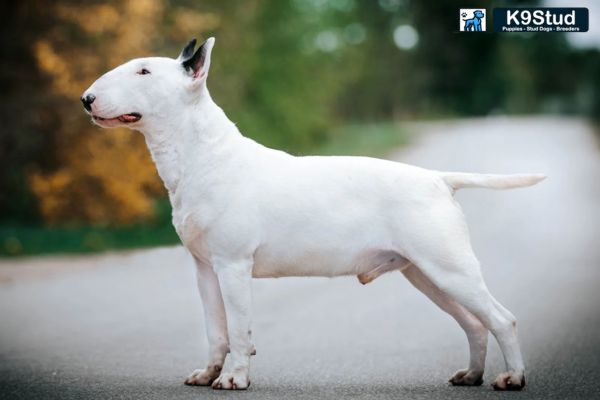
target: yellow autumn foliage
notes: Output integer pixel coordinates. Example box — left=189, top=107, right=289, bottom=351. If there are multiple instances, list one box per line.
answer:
left=30, top=130, right=163, bottom=224
left=28, top=0, right=216, bottom=225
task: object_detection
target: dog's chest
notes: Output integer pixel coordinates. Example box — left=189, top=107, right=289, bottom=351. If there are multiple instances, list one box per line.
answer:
left=172, top=208, right=212, bottom=264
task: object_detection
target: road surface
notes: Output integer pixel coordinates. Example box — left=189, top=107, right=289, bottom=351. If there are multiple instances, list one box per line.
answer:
left=1, top=117, right=600, bottom=399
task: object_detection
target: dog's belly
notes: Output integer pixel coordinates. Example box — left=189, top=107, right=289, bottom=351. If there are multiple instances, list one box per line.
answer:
left=251, top=242, right=409, bottom=279
left=252, top=245, right=353, bottom=278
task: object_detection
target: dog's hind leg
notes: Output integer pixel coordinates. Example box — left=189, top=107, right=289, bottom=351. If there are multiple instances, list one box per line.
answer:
left=402, top=264, right=487, bottom=386
left=185, top=258, right=230, bottom=386
left=404, top=199, right=525, bottom=390
left=413, top=253, right=525, bottom=390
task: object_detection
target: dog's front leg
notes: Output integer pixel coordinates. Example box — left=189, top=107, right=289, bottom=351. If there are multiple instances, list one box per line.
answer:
left=211, top=257, right=253, bottom=390
left=185, top=258, right=230, bottom=386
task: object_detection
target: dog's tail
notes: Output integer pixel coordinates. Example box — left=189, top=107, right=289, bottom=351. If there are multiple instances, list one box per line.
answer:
left=440, top=172, right=546, bottom=191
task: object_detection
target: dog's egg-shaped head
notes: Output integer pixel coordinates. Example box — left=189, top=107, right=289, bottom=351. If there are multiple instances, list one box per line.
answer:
left=81, top=38, right=215, bottom=129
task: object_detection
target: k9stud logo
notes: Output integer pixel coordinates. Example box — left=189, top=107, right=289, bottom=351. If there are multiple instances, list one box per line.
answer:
left=460, top=9, right=487, bottom=32
left=493, top=7, right=589, bottom=32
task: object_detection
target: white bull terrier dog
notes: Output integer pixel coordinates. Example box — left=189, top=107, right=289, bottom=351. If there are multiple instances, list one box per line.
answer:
left=82, top=37, right=544, bottom=391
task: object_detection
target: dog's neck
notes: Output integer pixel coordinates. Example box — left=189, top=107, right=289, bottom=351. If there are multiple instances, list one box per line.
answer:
left=140, top=90, right=242, bottom=195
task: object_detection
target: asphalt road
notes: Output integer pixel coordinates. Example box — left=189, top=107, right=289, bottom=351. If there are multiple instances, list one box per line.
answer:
left=1, top=117, right=600, bottom=400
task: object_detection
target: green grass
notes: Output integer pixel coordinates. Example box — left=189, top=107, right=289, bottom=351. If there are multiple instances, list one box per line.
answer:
left=0, top=200, right=180, bottom=257
left=0, top=122, right=409, bottom=257
left=0, top=222, right=180, bottom=257
left=314, top=121, right=409, bottom=157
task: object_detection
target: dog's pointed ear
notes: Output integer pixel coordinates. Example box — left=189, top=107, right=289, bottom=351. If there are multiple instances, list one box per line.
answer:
left=177, top=38, right=197, bottom=62
left=181, top=37, right=215, bottom=81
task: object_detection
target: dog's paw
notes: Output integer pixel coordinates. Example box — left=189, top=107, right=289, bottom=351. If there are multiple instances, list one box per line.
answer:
left=211, top=369, right=250, bottom=390
left=491, top=372, right=525, bottom=391
left=184, top=365, right=222, bottom=386
left=448, top=368, right=484, bottom=386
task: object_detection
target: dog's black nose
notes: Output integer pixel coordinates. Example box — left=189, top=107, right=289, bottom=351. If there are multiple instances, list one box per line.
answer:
left=81, top=94, right=96, bottom=112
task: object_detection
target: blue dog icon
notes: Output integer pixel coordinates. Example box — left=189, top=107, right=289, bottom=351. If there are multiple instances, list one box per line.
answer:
left=463, top=10, right=485, bottom=31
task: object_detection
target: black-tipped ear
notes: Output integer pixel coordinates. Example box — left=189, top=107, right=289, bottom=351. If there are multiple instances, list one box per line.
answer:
left=181, top=37, right=215, bottom=79
left=178, top=38, right=197, bottom=62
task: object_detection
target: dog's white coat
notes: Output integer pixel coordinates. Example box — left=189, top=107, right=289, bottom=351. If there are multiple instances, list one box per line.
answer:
left=83, top=38, right=544, bottom=391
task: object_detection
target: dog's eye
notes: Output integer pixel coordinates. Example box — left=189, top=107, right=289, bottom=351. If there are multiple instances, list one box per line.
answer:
left=137, top=68, right=151, bottom=75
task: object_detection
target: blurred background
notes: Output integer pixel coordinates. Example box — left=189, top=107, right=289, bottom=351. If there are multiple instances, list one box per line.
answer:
left=1, top=0, right=598, bottom=256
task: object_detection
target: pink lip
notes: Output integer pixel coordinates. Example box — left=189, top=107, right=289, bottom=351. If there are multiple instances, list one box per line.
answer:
left=92, top=112, right=142, bottom=125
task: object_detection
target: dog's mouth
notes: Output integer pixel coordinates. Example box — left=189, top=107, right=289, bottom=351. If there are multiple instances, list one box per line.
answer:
left=92, top=112, right=142, bottom=125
